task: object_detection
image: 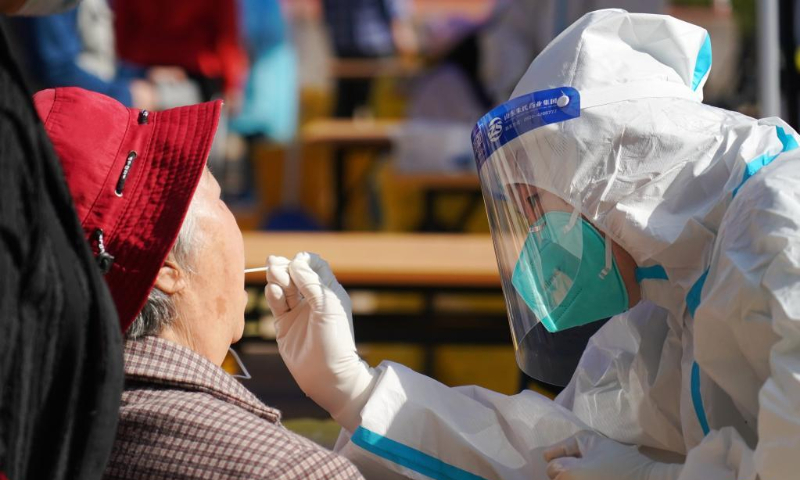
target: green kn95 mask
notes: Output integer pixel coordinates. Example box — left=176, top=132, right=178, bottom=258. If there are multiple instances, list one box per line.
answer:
left=511, top=211, right=629, bottom=333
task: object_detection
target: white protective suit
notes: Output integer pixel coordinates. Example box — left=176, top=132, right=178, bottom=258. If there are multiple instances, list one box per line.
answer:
left=270, top=10, right=800, bottom=480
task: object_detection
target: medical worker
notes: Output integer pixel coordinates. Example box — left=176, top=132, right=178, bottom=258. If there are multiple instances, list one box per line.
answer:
left=265, top=10, right=800, bottom=480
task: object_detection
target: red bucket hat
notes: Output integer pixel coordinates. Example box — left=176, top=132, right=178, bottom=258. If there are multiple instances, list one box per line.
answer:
left=34, top=87, right=222, bottom=332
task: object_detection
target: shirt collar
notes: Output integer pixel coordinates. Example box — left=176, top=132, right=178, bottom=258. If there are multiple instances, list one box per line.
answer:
left=123, top=336, right=281, bottom=423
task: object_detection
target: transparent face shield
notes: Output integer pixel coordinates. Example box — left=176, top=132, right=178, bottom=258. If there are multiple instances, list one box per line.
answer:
left=473, top=87, right=627, bottom=386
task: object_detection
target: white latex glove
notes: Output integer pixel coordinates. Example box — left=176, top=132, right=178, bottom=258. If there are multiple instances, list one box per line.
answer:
left=543, top=431, right=683, bottom=480
left=265, top=252, right=377, bottom=432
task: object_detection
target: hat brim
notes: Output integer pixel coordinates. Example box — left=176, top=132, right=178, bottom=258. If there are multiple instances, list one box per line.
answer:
left=106, top=100, right=222, bottom=332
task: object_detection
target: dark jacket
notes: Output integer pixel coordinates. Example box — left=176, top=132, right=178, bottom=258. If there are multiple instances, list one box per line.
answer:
left=0, top=26, right=123, bottom=480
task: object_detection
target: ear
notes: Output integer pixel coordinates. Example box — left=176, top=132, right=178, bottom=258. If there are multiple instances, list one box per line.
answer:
left=154, top=260, right=188, bottom=295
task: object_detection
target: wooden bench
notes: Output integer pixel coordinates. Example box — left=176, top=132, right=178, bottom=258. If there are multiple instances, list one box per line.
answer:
left=244, top=231, right=498, bottom=287
left=242, top=232, right=508, bottom=374
left=301, top=119, right=403, bottom=229
left=390, top=172, right=483, bottom=231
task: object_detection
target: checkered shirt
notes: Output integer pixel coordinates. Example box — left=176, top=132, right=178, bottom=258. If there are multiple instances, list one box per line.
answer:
left=103, top=337, right=364, bottom=480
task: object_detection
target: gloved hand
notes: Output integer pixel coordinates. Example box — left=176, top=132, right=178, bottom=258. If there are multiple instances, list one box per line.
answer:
left=265, top=252, right=377, bottom=432
left=543, top=431, right=683, bottom=480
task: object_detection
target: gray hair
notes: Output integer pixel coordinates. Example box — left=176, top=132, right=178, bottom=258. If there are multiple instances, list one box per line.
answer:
left=126, top=199, right=199, bottom=339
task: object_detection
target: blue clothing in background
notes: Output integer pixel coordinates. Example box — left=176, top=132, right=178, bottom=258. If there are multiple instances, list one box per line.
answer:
left=12, top=10, right=133, bottom=106
left=230, top=0, right=297, bottom=142
left=239, top=0, right=287, bottom=55
left=322, top=0, right=403, bottom=58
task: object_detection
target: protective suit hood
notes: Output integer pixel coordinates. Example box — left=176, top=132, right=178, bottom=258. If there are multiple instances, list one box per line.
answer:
left=510, top=8, right=708, bottom=101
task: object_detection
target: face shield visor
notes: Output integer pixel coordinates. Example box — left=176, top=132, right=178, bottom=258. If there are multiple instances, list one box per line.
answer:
left=472, top=87, right=628, bottom=386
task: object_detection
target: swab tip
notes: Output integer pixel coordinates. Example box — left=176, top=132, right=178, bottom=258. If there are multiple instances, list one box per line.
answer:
left=244, top=266, right=269, bottom=273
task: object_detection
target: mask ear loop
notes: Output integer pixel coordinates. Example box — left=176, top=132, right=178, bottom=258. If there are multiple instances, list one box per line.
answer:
left=563, top=208, right=580, bottom=233
left=228, top=348, right=252, bottom=380
left=598, top=235, right=614, bottom=279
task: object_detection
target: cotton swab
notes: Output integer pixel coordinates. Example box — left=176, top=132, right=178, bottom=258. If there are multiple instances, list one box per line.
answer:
left=244, top=267, right=270, bottom=273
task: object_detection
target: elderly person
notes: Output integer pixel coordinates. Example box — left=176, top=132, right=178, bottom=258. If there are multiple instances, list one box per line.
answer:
left=33, top=87, right=363, bottom=480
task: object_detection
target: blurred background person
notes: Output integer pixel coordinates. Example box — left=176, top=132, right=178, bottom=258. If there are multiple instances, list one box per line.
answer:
left=730, top=0, right=757, bottom=113
left=417, top=0, right=666, bottom=111
left=322, top=0, right=418, bottom=118
left=5, top=0, right=158, bottom=109
left=224, top=0, right=299, bottom=207
left=230, top=0, right=298, bottom=145
left=113, top=0, right=247, bottom=108
left=113, top=0, right=248, bottom=192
